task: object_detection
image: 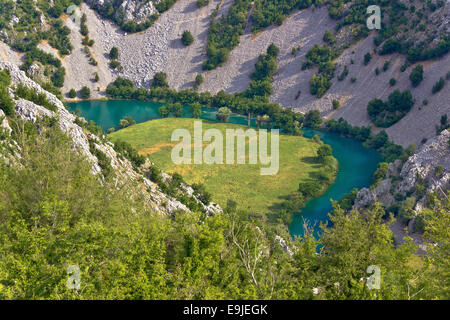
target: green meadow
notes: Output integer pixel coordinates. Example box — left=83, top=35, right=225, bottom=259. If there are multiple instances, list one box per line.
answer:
left=109, top=118, right=336, bottom=214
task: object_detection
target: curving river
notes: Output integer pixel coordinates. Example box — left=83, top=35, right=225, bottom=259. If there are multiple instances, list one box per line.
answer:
left=68, top=100, right=382, bottom=238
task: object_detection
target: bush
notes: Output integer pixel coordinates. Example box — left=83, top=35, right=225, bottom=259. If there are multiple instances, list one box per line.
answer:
left=0, top=87, right=14, bottom=116
left=109, top=60, right=121, bottom=70
left=68, top=89, right=76, bottom=98
left=193, top=74, right=203, bottom=90
left=317, top=144, right=332, bottom=162
left=110, top=47, right=119, bottom=60
left=298, top=182, right=321, bottom=198
left=0, top=70, right=13, bottom=116
left=332, top=99, right=340, bottom=110
left=432, top=77, right=445, bottom=94
left=372, top=162, right=389, bottom=185
left=197, top=0, right=209, bottom=7
left=181, top=30, right=194, bottom=46
left=119, top=116, right=136, bottom=129
left=15, top=84, right=58, bottom=112
left=364, top=52, right=371, bottom=65
left=216, top=107, right=231, bottom=122
left=152, top=72, right=169, bottom=88
left=367, top=90, right=414, bottom=127
left=79, top=86, right=91, bottom=99
left=304, top=110, right=322, bottom=129
left=389, top=78, right=396, bottom=86
left=409, top=65, right=424, bottom=87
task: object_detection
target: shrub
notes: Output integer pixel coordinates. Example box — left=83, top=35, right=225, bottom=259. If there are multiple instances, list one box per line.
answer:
left=197, top=0, right=209, bottom=7
left=79, top=86, right=91, bottom=99
left=119, top=116, right=136, bottom=129
left=109, top=60, right=121, bottom=70
left=304, top=110, right=322, bottom=129
left=109, top=47, right=119, bottom=60
left=152, top=72, right=169, bottom=88
left=432, top=77, right=445, bottom=94
left=15, top=84, right=58, bottom=112
left=0, top=87, right=14, bottom=116
left=332, top=99, right=340, bottom=110
left=367, top=90, right=414, bottom=127
left=193, top=74, right=203, bottom=90
left=389, top=78, right=396, bottom=86
left=216, top=107, right=231, bottom=122
left=181, top=30, right=194, bottom=46
left=372, top=162, right=389, bottom=185
left=68, top=89, right=76, bottom=98
left=363, top=52, right=371, bottom=65
left=298, top=182, right=321, bottom=198
left=317, top=144, right=332, bottom=162
left=409, top=65, right=424, bottom=87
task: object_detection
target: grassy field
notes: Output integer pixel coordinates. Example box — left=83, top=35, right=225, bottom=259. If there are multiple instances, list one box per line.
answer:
left=109, top=118, right=335, bottom=214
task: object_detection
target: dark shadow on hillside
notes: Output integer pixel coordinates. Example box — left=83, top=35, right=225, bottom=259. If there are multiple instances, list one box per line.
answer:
left=300, top=156, right=318, bottom=164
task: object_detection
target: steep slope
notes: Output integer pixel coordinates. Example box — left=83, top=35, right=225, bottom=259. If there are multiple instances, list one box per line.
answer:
left=0, top=60, right=221, bottom=215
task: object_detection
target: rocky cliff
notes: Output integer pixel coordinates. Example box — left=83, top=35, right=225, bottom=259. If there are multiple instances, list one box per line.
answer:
left=355, top=129, right=450, bottom=211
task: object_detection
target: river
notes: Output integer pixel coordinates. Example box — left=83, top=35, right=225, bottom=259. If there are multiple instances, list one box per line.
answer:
left=68, top=100, right=382, bottom=238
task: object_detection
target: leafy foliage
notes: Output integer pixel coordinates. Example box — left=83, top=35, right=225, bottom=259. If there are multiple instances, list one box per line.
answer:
left=367, top=90, right=414, bottom=127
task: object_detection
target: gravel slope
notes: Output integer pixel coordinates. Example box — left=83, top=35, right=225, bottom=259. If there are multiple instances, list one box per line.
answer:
left=39, top=1, right=450, bottom=147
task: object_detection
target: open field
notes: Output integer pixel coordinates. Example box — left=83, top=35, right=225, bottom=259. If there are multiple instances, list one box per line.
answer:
left=109, top=118, right=335, bottom=214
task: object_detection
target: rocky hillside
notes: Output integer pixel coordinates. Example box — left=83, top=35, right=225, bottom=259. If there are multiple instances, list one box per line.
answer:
left=0, top=61, right=221, bottom=216
left=1, top=0, right=448, bottom=147
left=355, top=128, right=449, bottom=210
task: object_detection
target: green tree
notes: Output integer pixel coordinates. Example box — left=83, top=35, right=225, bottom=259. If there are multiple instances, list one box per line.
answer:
left=79, top=86, right=91, bottom=99
left=181, top=30, right=194, bottom=46
left=119, top=116, right=136, bottom=128
left=109, top=47, right=119, bottom=60
left=152, top=72, right=169, bottom=88
left=317, top=144, right=332, bottom=162
left=190, top=102, right=202, bottom=118
left=304, top=110, right=322, bottom=129
left=216, top=107, right=231, bottom=122
left=68, top=88, right=76, bottom=98
left=410, top=65, right=424, bottom=87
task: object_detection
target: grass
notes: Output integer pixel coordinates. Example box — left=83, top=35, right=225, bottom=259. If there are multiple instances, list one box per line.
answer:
left=109, top=118, right=335, bottom=214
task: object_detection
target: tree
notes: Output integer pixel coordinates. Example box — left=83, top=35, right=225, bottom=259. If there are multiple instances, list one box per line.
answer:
left=304, top=110, right=322, bottom=129
left=190, top=102, right=202, bottom=118
left=181, top=30, right=194, bottom=46
left=79, top=86, right=91, bottom=99
left=323, top=30, right=335, bottom=45
left=193, top=74, right=203, bottom=90
left=158, top=105, right=169, bottom=118
left=332, top=99, right=340, bottom=110
left=364, top=52, right=372, bottom=65
left=197, top=0, right=209, bottom=7
left=119, top=116, right=136, bottom=128
left=216, top=107, right=231, bottom=122
left=266, top=43, right=280, bottom=58
left=317, top=144, right=332, bottom=162
left=432, top=77, right=445, bottom=94
left=152, top=72, right=169, bottom=88
left=410, top=65, right=424, bottom=87
left=109, top=47, right=119, bottom=60
left=68, top=89, right=76, bottom=98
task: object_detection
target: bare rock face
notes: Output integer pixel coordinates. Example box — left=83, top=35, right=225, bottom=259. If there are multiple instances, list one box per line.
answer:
left=85, top=0, right=159, bottom=24
left=354, top=129, right=450, bottom=210
left=119, top=0, right=158, bottom=24
left=0, top=60, right=221, bottom=215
